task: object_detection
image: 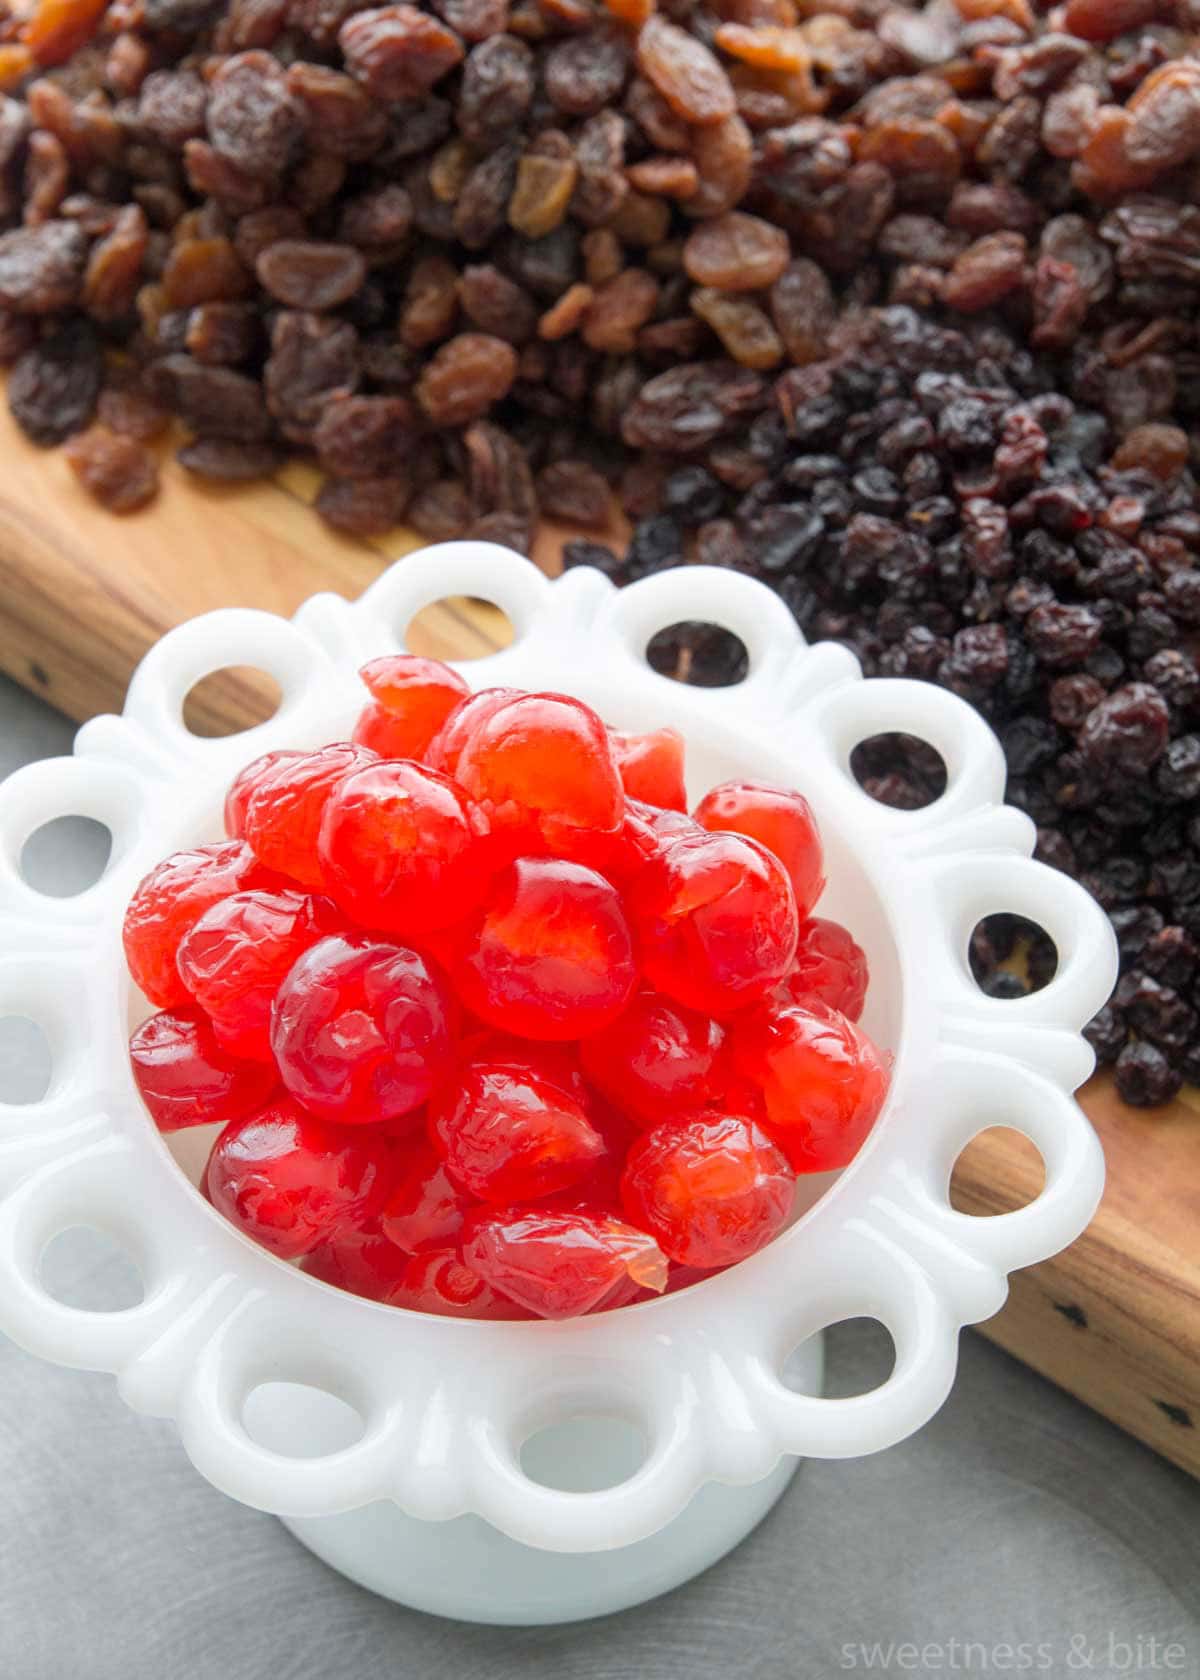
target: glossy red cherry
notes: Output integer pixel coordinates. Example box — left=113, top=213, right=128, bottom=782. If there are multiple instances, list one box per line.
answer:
left=549, top=802, right=663, bottom=887
left=625, top=830, right=798, bottom=1017
left=240, top=742, right=379, bottom=889
left=450, top=857, right=638, bottom=1039
left=776, top=917, right=869, bottom=1021
left=453, top=692, right=624, bottom=845
left=302, top=1222, right=412, bottom=1302
left=225, top=750, right=296, bottom=839
left=318, top=759, right=493, bottom=936
left=610, top=727, right=687, bottom=811
left=205, top=1099, right=392, bottom=1258
left=627, top=799, right=700, bottom=841
left=123, top=840, right=267, bottom=1008
left=388, top=1248, right=528, bottom=1318
left=177, top=888, right=337, bottom=1061
left=352, top=654, right=470, bottom=760
left=271, top=934, right=454, bottom=1124
left=425, top=686, right=520, bottom=778
left=429, top=1058, right=605, bottom=1203
left=579, top=990, right=722, bottom=1126
left=461, top=1206, right=668, bottom=1319
left=456, top=1028, right=589, bottom=1105
left=621, top=1112, right=793, bottom=1268
left=694, top=780, right=825, bottom=919
left=379, top=1137, right=476, bottom=1254
left=553, top=1095, right=638, bottom=1217
left=129, top=1006, right=278, bottom=1132
left=730, top=1000, right=890, bottom=1173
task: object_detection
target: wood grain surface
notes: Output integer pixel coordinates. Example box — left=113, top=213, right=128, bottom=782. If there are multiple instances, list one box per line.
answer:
left=0, top=405, right=1195, bottom=1477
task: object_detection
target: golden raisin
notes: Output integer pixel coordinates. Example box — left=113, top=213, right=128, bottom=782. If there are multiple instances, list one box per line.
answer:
left=1111, top=424, right=1190, bottom=481
left=626, top=155, right=698, bottom=198
left=582, top=267, right=658, bottom=352
left=415, top=332, right=518, bottom=425
left=603, top=0, right=654, bottom=24
left=713, top=22, right=808, bottom=72
left=0, top=44, right=34, bottom=89
left=64, top=426, right=159, bottom=513
left=509, top=139, right=578, bottom=238
left=162, top=238, right=251, bottom=310
left=22, top=0, right=108, bottom=66
left=538, top=281, right=594, bottom=339
left=682, top=210, right=789, bottom=291
left=636, top=15, right=736, bottom=126
left=582, top=228, right=622, bottom=286
left=690, top=286, right=782, bottom=368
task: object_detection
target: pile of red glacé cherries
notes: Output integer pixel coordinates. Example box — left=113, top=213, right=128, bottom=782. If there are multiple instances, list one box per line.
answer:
left=123, top=656, right=890, bottom=1321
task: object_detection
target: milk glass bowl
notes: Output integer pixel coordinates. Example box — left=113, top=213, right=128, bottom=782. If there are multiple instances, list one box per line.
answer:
left=0, top=544, right=1114, bottom=1624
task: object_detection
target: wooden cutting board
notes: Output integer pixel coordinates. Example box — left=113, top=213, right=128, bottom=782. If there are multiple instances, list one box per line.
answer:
left=1, top=398, right=1197, bottom=1479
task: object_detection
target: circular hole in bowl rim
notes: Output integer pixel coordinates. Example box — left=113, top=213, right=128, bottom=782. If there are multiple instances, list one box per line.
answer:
left=519, top=1412, right=649, bottom=1494
left=183, top=667, right=284, bottom=738
left=242, top=1379, right=367, bottom=1458
left=788, top=1316, right=896, bottom=1399
left=404, top=597, right=514, bottom=662
left=949, top=1126, right=1046, bottom=1218
left=20, top=815, right=113, bottom=898
left=645, top=621, right=750, bottom=689
left=39, top=1224, right=145, bottom=1312
left=849, top=732, right=948, bottom=811
left=968, top=913, right=1059, bottom=1000
left=0, top=1012, right=53, bottom=1105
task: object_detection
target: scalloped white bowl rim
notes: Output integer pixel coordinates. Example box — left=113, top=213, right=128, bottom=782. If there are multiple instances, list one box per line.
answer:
left=0, top=543, right=1115, bottom=1561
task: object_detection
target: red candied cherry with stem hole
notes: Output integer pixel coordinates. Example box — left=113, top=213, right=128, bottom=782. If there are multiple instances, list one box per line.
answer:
left=462, top=1206, right=668, bottom=1319
left=425, top=686, right=520, bottom=778
left=580, top=989, right=723, bottom=1127
left=239, top=742, right=379, bottom=891
left=130, top=1006, right=279, bottom=1132
left=449, top=856, right=638, bottom=1039
left=776, top=917, right=869, bottom=1022
left=205, top=1098, right=393, bottom=1259
left=177, top=887, right=339, bottom=1061
left=352, top=654, right=470, bottom=760
left=730, top=999, right=890, bottom=1173
left=380, top=1137, right=477, bottom=1255
left=694, top=780, right=825, bottom=919
left=430, top=1057, right=606, bottom=1204
left=304, top=1228, right=527, bottom=1316
left=391, top=1248, right=529, bottom=1319
left=625, top=829, right=799, bottom=1017
left=610, top=727, right=688, bottom=812
left=621, top=1112, right=793, bottom=1269
left=453, top=691, right=624, bottom=850
left=271, top=933, right=454, bottom=1125
left=123, top=840, right=271, bottom=1009
left=318, top=759, right=493, bottom=937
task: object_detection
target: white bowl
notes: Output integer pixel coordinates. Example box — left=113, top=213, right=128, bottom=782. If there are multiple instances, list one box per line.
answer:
left=0, top=545, right=1115, bottom=1624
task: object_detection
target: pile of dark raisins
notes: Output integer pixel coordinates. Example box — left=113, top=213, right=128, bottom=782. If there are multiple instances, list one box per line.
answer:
left=0, top=0, right=1199, bottom=1100
left=569, top=302, right=1200, bottom=1107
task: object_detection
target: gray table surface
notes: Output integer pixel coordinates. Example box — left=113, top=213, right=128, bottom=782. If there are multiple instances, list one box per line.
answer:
left=1, top=669, right=1198, bottom=1680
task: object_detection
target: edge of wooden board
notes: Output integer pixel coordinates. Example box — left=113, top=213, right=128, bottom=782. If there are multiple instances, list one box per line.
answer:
left=953, top=1080, right=1200, bottom=1477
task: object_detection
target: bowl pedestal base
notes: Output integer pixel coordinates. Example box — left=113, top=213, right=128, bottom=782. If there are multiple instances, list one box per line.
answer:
left=259, top=1335, right=822, bottom=1625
